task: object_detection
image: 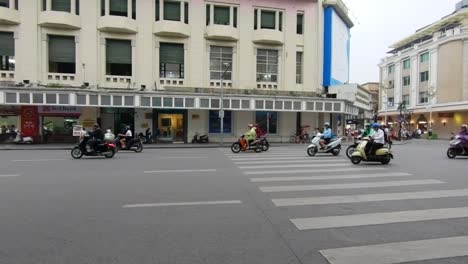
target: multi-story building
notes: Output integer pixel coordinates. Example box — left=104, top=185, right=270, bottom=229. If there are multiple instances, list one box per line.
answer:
left=0, top=0, right=357, bottom=143
left=361, top=82, right=379, bottom=115
left=379, top=0, right=468, bottom=138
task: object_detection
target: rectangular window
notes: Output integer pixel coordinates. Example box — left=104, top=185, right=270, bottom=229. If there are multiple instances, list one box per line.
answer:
left=43, top=0, right=47, bottom=11
left=52, top=0, right=71, bottom=12
left=388, top=64, right=394, bottom=73
left=419, top=92, right=428, bottom=104
left=279, top=11, right=282, bottom=31
left=254, top=9, right=258, bottom=30
left=110, top=0, right=127, bottom=17
left=257, top=49, right=278, bottom=82
left=0, top=32, right=15, bottom=71
left=164, top=0, right=180, bottom=21
left=155, top=0, right=160, bottom=21
left=101, top=0, right=105, bottom=16
left=297, top=13, right=303, bottom=34
left=75, top=0, right=79, bottom=14
left=387, top=97, right=394, bottom=106
left=403, top=76, right=411, bottom=86
left=205, top=4, right=209, bottom=25
left=132, top=0, right=136, bottom=19
left=14, top=0, right=18, bottom=9
left=256, top=111, right=277, bottom=134
left=388, top=80, right=394, bottom=88
left=184, top=2, right=188, bottom=24
left=214, top=5, right=230, bottom=25
left=261, top=10, right=275, bottom=29
left=403, top=59, right=411, bottom=69
left=296, top=51, right=302, bottom=84
left=160, top=43, right=184, bottom=79
left=210, top=46, right=232, bottom=80
left=420, top=52, right=429, bottom=63
left=402, top=95, right=410, bottom=106
left=106, top=39, right=132, bottom=76
left=0, top=0, right=9, bottom=8
left=420, top=71, right=429, bottom=82
left=233, top=7, right=237, bottom=28
left=48, top=35, right=76, bottom=74
left=209, top=110, right=231, bottom=133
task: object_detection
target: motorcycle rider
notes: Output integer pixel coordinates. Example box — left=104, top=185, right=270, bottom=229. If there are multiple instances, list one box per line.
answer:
left=88, top=123, right=104, bottom=152
left=367, top=123, right=385, bottom=156
left=245, top=124, right=257, bottom=148
left=361, top=123, right=374, bottom=138
left=319, top=122, right=333, bottom=149
left=118, top=126, right=133, bottom=149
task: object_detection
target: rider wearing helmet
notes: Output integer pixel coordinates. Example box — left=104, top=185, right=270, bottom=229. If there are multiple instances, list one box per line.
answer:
left=361, top=123, right=374, bottom=138
left=368, top=123, right=385, bottom=155
left=245, top=124, right=257, bottom=147
left=459, top=124, right=468, bottom=141
left=319, top=122, right=332, bottom=149
left=118, top=125, right=133, bottom=149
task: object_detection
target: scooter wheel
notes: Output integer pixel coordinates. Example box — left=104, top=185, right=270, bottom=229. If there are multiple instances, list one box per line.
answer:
left=104, top=149, right=116, bottom=159
left=346, top=146, right=356, bottom=159
left=134, top=142, right=143, bottom=153
left=332, top=148, right=340, bottom=156
left=351, top=156, right=361, bottom=165
left=231, top=143, right=241, bottom=153
left=254, top=145, right=263, bottom=153
left=447, top=149, right=457, bottom=159
left=307, top=147, right=317, bottom=157
left=262, top=142, right=270, bottom=151
left=381, top=155, right=391, bottom=165
left=71, top=147, right=83, bottom=159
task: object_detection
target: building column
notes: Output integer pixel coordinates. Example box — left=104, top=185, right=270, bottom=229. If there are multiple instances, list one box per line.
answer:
left=41, top=33, right=48, bottom=83
left=9, top=0, right=14, bottom=9
left=180, top=1, right=184, bottom=23
left=100, top=37, right=107, bottom=84
left=105, top=0, right=110, bottom=16
left=209, top=4, right=214, bottom=26
left=256, top=9, right=261, bottom=29
left=46, top=0, right=52, bottom=11
left=275, top=10, right=279, bottom=30
left=159, top=0, right=164, bottom=21
left=410, top=56, right=418, bottom=107
left=429, top=48, right=438, bottom=104
left=127, top=0, right=132, bottom=18
left=71, top=0, right=76, bottom=14
left=229, top=6, right=234, bottom=27
left=131, top=39, right=136, bottom=84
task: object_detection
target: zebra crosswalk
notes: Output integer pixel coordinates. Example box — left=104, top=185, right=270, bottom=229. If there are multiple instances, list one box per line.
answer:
left=224, top=147, right=468, bottom=264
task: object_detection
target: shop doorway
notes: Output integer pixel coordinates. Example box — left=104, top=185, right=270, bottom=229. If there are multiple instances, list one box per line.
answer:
left=154, top=109, right=187, bottom=143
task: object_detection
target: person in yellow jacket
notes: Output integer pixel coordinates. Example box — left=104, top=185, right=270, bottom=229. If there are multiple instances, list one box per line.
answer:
left=244, top=124, right=257, bottom=149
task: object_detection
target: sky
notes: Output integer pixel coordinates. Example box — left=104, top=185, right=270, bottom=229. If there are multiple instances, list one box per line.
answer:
left=344, top=0, right=460, bottom=84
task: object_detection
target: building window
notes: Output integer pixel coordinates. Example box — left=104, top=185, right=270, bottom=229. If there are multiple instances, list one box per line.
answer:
left=420, top=71, right=429, bottom=82
left=256, top=49, right=278, bottom=83
left=209, top=110, right=231, bottom=133
left=388, top=64, right=395, bottom=74
left=101, top=0, right=104, bottom=16
left=156, top=0, right=160, bottom=21
left=132, top=0, right=136, bottom=19
left=297, top=13, right=303, bottom=34
left=48, top=35, right=76, bottom=74
left=402, top=95, right=410, bottom=106
left=261, top=10, right=276, bottom=29
left=184, top=2, right=188, bottom=24
left=0, top=32, right=15, bottom=71
left=0, top=0, right=9, bottom=8
left=419, top=92, right=428, bottom=104
left=51, top=0, right=71, bottom=12
left=163, top=0, right=181, bottom=21
left=109, top=0, right=128, bottom=17
left=233, top=7, right=237, bottom=28
left=296, top=51, right=303, bottom=84
left=403, top=59, right=411, bottom=69
left=420, top=52, right=429, bottom=63
left=75, top=0, right=79, bottom=15
left=387, top=97, right=394, bottom=107
left=160, top=43, right=184, bottom=79
left=403, top=76, right=411, bottom=86
left=256, top=111, right=277, bottom=134
left=388, top=80, right=394, bottom=88
left=254, top=8, right=257, bottom=29
left=210, top=46, right=232, bottom=80
left=106, top=39, right=132, bottom=76
left=214, top=5, right=230, bottom=25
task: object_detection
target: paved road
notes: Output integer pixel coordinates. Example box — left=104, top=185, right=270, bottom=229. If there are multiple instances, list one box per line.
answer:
left=1, top=141, right=468, bottom=264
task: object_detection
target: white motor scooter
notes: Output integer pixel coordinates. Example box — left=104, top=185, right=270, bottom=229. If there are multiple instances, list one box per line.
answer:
left=307, top=132, right=342, bottom=156
left=13, top=131, right=34, bottom=144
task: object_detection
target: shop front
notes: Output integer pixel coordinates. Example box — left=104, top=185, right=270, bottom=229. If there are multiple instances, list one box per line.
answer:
left=0, top=106, right=20, bottom=143
left=38, top=106, right=81, bottom=143
left=100, top=108, right=135, bottom=134
left=153, top=109, right=187, bottom=143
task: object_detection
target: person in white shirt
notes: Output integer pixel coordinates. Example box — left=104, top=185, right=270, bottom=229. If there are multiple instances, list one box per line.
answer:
left=369, top=123, right=385, bottom=155
left=118, top=126, right=133, bottom=149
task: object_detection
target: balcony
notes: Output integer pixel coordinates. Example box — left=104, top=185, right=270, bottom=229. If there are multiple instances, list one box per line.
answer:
left=98, top=16, right=137, bottom=34
left=39, top=11, right=80, bottom=29
left=159, top=78, right=185, bottom=88
left=0, top=70, right=14, bottom=81
left=0, top=7, right=19, bottom=25
left=253, top=29, right=284, bottom=45
left=154, top=21, right=190, bottom=38
left=47, top=73, right=77, bottom=86
left=205, top=25, right=239, bottom=41
left=104, top=75, right=132, bottom=88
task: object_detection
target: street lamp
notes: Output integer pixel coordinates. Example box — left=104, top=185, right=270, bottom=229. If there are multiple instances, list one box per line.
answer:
left=219, top=62, right=231, bottom=147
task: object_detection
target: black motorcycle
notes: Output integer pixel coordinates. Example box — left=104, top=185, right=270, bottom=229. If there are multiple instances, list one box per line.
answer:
left=115, top=136, right=144, bottom=153
left=192, top=132, right=209, bottom=143
left=447, top=134, right=468, bottom=159
left=71, top=136, right=116, bottom=159
left=231, top=136, right=263, bottom=153
left=259, top=136, right=270, bottom=151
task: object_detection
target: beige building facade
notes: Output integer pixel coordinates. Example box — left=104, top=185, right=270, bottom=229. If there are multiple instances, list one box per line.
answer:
left=0, top=0, right=358, bottom=143
left=379, top=1, right=468, bottom=139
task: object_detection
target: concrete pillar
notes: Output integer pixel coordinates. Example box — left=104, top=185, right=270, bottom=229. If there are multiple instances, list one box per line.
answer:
left=275, top=10, right=279, bottom=30
left=46, top=0, right=51, bottom=11
left=159, top=0, right=164, bottom=21
left=71, top=0, right=76, bottom=14
left=209, top=4, right=214, bottom=25
left=229, top=6, right=234, bottom=26
left=180, top=1, right=184, bottom=22
left=127, top=0, right=131, bottom=18
left=256, top=9, right=261, bottom=29
left=105, top=0, right=110, bottom=16
left=9, top=0, right=14, bottom=9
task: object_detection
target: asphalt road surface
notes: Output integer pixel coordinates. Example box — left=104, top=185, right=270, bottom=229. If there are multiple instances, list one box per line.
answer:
left=1, top=140, right=468, bottom=264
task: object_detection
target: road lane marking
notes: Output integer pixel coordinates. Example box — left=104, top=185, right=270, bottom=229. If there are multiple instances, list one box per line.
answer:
left=227, top=154, right=309, bottom=158
left=123, top=200, right=242, bottom=208
left=319, top=236, right=468, bottom=264
left=235, top=159, right=347, bottom=165
left=11, top=158, right=67, bottom=162
left=157, top=157, right=209, bottom=159
left=272, top=188, right=468, bottom=207
left=239, top=164, right=349, bottom=170
left=245, top=167, right=387, bottom=175
left=230, top=157, right=330, bottom=161
left=0, top=174, right=20, bottom=178
left=144, top=169, right=217, bottom=173
left=250, top=172, right=412, bottom=182
left=259, top=180, right=444, bottom=193
left=291, top=206, right=468, bottom=230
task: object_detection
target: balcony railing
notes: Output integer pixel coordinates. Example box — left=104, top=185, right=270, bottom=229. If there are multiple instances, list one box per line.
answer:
left=47, top=73, right=76, bottom=83
left=0, top=70, right=14, bottom=81
left=105, top=75, right=132, bottom=86
left=209, top=80, right=233, bottom=88
left=256, top=82, right=278, bottom=89
left=159, top=78, right=184, bottom=87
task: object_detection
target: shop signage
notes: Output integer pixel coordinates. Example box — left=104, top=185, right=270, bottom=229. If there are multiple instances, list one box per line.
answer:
left=438, top=113, right=454, bottom=118
left=21, top=106, right=39, bottom=137
left=73, top=125, right=83, bottom=136
left=38, top=106, right=81, bottom=116
left=0, top=106, right=20, bottom=115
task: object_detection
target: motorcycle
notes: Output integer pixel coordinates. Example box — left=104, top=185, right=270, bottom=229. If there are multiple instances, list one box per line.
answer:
left=192, top=132, right=209, bottom=143
left=259, top=136, right=270, bottom=151
left=13, top=131, right=34, bottom=144
left=447, top=134, right=468, bottom=159
left=346, top=136, right=361, bottom=159
left=115, top=136, right=143, bottom=153
left=307, top=133, right=342, bottom=156
left=231, top=135, right=263, bottom=153
left=350, top=138, right=393, bottom=165
left=71, top=136, right=116, bottom=159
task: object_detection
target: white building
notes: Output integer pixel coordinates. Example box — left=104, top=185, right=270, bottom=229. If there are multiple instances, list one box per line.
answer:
left=0, top=0, right=358, bottom=143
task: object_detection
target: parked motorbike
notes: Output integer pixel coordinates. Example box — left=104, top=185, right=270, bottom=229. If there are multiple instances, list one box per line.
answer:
left=13, top=131, right=33, bottom=144
left=447, top=134, right=468, bottom=159
left=350, top=138, right=393, bottom=165
left=115, top=136, right=143, bottom=153
left=71, top=136, right=116, bottom=159
left=307, top=133, right=342, bottom=156
left=231, top=135, right=263, bottom=153
left=192, top=132, right=209, bottom=143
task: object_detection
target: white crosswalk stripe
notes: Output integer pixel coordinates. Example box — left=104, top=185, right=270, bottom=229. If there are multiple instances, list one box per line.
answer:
left=244, top=167, right=387, bottom=175
left=235, top=159, right=347, bottom=165
left=238, top=163, right=349, bottom=170
left=249, top=172, right=412, bottom=182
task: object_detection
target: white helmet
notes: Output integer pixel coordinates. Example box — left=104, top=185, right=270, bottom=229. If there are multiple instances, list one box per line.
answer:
left=324, top=122, right=330, bottom=127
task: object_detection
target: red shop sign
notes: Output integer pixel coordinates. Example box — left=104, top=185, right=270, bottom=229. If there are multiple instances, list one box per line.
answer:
left=21, top=106, right=39, bottom=137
